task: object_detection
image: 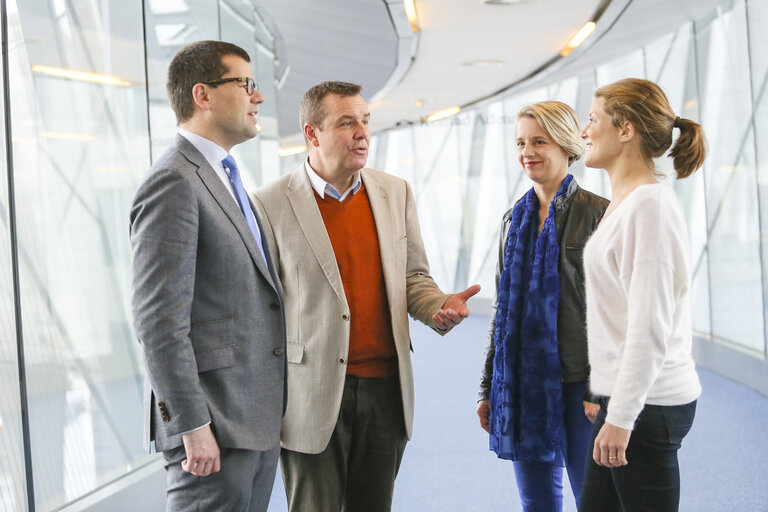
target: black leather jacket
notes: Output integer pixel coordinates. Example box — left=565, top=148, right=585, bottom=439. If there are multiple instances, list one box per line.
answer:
left=478, top=178, right=608, bottom=401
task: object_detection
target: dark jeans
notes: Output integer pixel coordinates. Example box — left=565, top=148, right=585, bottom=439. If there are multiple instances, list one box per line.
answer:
left=579, top=399, right=697, bottom=512
left=280, top=374, right=407, bottom=512
left=513, top=381, right=594, bottom=512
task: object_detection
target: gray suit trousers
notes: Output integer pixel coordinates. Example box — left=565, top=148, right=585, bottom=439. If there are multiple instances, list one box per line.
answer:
left=164, top=446, right=279, bottom=512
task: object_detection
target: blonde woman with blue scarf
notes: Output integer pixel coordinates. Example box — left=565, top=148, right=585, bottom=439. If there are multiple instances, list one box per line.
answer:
left=477, top=101, right=608, bottom=511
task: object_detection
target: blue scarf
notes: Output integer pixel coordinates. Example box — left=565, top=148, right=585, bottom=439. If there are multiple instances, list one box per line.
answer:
left=489, top=174, right=572, bottom=464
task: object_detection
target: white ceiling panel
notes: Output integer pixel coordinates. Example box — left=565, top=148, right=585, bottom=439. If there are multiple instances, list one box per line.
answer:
left=259, top=0, right=729, bottom=140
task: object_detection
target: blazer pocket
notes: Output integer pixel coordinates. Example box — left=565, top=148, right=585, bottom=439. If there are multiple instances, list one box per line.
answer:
left=286, top=342, right=304, bottom=364
left=195, top=344, right=236, bottom=372
left=190, top=314, right=234, bottom=352
left=396, top=234, right=408, bottom=257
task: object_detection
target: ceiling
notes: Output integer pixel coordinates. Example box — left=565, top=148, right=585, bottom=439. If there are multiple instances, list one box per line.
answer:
left=257, top=0, right=727, bottom=141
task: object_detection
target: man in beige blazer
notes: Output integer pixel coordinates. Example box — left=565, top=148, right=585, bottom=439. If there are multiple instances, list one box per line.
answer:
left=253, top=81, right=479, bottom=511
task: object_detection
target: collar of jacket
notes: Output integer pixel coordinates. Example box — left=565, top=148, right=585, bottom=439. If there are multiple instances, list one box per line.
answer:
left=505, top=176, right=580, bottom=224
left=554, top=176, right=579, bottom=211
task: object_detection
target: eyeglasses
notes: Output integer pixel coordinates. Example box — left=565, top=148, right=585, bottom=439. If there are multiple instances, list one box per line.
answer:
left=203, top=77, right=257, bottom=95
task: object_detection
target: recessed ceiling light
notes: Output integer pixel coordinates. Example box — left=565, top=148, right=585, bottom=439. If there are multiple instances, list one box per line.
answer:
left=560, top=21, right=596, bottom=57
left=462, top=59, right=504, bottom=67
left=404, top=0, right=419, bottom=32
left=278, top=145, right=307, bottom=157
left=425, top=106, right=461, bottom=123
left=39, top=131, right=97, bottom=141
left=31, top=65, right=131, bottom=86
left=484, top=0, right=539, bottom=5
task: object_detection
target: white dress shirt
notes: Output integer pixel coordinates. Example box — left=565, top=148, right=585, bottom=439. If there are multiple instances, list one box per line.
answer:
left=304, top=158, right=362, bottom=201
left=178, top=128, right=239, bottom=204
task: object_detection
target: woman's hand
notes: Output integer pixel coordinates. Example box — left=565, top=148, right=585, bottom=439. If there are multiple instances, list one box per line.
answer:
left=593, top=421, right=631, bottom=467
left=583, top=401, right=600, bottom=423
left=476, top=400, right=490, bottom=433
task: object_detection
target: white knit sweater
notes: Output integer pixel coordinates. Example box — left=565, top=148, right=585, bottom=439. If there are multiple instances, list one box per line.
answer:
left=584, top=183, right=701, bottom=430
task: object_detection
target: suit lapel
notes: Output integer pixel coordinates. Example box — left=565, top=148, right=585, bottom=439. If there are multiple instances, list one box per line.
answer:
left=286, top=166, right=347, bottom=307
left=362, top=170, right=398, bottom=310
left=176, top=136, right=278, bottom=293
left=254, top=207, right=283, bottom=298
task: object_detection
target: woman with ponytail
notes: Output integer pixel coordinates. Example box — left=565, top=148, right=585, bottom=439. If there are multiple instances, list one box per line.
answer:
left=476, top=101, right=608, bottom=511
left=579, top=78, right=707, bottom=511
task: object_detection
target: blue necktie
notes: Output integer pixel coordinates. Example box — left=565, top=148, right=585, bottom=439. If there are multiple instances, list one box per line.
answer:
left=221, top=155, right=267, bottom=265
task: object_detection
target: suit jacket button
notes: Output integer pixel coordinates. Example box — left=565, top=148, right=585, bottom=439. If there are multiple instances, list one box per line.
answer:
left=162, top=414, right=170, bottom=422
left=157, top=401, right=166, bottom=407
left=273, top=347, right=284, bottom=356
left=270, top=303, right=280, bottom=311
left=341, top=313, right=349, bottom=321
left=339, top=358, right=346, bottom=365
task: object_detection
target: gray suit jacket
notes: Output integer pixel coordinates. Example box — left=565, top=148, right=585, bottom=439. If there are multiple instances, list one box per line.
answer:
left=253, top=166, right=448, bottom=454
left=130, top=134, right=286, bottom=453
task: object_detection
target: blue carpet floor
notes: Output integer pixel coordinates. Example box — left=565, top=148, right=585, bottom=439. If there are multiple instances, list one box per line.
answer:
left=269, top=314, right=768, bottom=511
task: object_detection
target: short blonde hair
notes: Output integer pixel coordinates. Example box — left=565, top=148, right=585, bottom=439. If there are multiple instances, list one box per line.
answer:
left=518, top=101, right=584, bottom=166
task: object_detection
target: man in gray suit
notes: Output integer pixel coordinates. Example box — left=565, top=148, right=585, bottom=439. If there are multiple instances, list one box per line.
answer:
left=130, top=40, right=285, bottom=512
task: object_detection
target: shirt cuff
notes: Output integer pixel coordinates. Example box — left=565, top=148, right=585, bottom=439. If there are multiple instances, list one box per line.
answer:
left=180, top=422, right=211, bottom=436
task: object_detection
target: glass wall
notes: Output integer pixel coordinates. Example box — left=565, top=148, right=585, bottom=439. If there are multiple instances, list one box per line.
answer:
left=0, top=0, right=277, bottom=510
left=696, top=1, right=763, bottom=351
left=370, top=0, right=768, bottom=360
left=7, top=0, right=151, bottom=508
left=144, top=0, right=278, bottom=190
left=1, top=0, right=766, bottom=509
left=0, top=4, right=27, bottom=510
left=747, top=0, right=768, bottom=353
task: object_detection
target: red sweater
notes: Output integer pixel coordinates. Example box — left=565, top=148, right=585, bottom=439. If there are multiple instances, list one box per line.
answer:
left=315, top=184, right=397, bottom=378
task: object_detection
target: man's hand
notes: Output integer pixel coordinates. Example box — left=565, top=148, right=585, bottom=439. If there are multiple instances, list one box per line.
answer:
left=181, top=425, right=221, bottom=476
left=593, top=421, right=631, bottom=467
left=476, top=400, right=490, bottom=433
left=432, top=284, right=481, bottom=331
left=584, top=401, right=600, bottom=423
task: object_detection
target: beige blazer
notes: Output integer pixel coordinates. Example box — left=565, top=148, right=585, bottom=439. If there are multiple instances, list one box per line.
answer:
left=253, top=165, right=448, bottom=454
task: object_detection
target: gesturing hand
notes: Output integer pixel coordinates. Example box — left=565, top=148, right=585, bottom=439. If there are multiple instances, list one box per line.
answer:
left=181, top=425, right=221, bottom=476
left=432, top=284, right=481, bottom=331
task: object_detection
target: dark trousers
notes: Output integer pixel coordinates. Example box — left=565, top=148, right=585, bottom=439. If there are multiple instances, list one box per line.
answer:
left=280, top=374, right=408, bottom=512
left=579, top=399, right=697, bottom=512
left=513, top=381, right=594, bottom=512
left=163, top=444, right=279, bottom=512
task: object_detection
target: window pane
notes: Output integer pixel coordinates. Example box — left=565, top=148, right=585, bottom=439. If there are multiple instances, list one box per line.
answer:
left=7, top=0, right=153, bottom=508
left=647, top=23, right=712, bottom=336
left=0, top=3, right=27, bottom=510
left=748, top=0, right=768, bottom=356
left=144, top=0, right=219, bottom=161
left=695, top=0, right=764, bottom=351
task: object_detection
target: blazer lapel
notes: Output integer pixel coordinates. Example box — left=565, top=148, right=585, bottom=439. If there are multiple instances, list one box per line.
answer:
left=286, top=166, right=347, bottom=307
left=176, top=136, right=278, bottom=292
left=253, top=206, right=283, bottom=299
left=362, top=169, right=398, bottom=309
